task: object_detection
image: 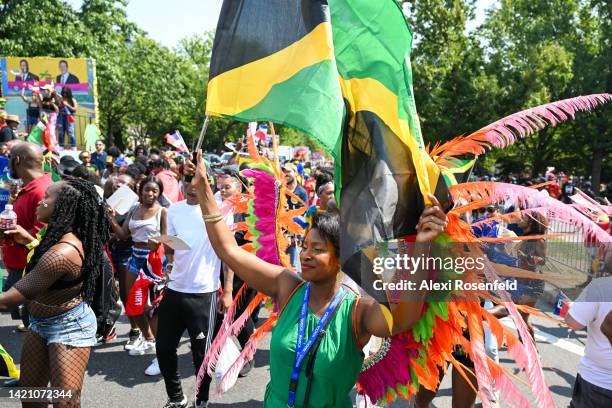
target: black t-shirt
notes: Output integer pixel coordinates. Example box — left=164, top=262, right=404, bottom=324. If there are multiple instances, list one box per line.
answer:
left=287, top=184, right=309, bottom=210
left=0, top=126, right=16, bottom=143
left=41, top=94, right=62, bottom=112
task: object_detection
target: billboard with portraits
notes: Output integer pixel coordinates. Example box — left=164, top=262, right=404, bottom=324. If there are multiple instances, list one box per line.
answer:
left=0, top=57, right=99, bottom=146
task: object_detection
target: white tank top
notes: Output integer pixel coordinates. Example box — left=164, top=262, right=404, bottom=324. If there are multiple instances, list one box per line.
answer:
left=128, top=207, right=162, bottom=243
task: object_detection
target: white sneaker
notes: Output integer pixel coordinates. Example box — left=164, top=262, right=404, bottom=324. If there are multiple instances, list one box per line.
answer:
left=145, top=357, right=161, bottom=376
left=125, top=331, right=143, bottom=351
left=129, top=339, right=156, bottom=356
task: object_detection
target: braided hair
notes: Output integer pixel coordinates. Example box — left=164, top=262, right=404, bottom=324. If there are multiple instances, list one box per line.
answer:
left=25, top=177, right=111, bottom=302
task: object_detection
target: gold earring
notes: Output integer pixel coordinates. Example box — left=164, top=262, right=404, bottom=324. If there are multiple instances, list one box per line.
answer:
left=336, top=271, right=345, bottom=285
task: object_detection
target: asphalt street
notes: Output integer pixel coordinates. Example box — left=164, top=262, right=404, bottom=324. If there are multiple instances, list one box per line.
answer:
left=1, top=294, right=582, bottom=408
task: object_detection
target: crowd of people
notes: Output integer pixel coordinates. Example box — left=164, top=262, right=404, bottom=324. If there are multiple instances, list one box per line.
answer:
left=0, top=134, right=610, bottom=408
left=0, top=136, right=401, bottom=408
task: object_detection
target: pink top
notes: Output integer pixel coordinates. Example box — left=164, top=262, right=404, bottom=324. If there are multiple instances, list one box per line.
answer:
left=156, top=170, right=183, bottom=204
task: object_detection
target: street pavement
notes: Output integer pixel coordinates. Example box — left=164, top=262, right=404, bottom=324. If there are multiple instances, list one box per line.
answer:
left=1, top=296, right=582, bottom=408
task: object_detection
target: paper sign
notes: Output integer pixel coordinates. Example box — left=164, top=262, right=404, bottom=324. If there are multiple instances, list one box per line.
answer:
left=152, top=235, right=191, bottom=251
left=106, top=185, right=139, bottom=215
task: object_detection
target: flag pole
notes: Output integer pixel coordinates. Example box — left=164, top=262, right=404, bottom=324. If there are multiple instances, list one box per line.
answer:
left=184, top=115, right=210, bottom=183
left=268, top=122, right=279, bottom=168
left=195, top=115, right=210, bottom=155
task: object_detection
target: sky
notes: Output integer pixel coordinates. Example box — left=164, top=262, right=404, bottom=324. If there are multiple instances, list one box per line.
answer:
left=67, top=0, right=497, bottom=48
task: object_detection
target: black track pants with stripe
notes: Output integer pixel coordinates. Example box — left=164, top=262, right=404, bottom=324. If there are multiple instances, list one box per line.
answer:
left=156, top=288, right=218, bottom=403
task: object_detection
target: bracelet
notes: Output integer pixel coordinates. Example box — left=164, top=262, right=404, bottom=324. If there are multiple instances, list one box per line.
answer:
left=26, top=239, right=39, bottom=250
left=202, top=213, right=223, bottom=223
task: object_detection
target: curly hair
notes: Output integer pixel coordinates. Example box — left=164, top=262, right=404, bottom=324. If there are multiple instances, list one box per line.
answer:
left=25, top=177, right=111, bottom=302
left=138, top=175, right=164, bottom=197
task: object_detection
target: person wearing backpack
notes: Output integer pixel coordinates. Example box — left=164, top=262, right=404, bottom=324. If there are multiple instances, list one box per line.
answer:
left=91, top=250, right=122, bottom=344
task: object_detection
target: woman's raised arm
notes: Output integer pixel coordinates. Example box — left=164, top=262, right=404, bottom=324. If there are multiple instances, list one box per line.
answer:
left=189, top=152, right=300, bottom=300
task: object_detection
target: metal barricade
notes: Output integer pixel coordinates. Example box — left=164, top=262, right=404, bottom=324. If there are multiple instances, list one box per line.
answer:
left=546, top=218, right=595, bottom=276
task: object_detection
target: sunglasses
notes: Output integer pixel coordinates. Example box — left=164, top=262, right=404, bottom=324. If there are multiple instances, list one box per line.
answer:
left=486, top=207, right=496, bottom=213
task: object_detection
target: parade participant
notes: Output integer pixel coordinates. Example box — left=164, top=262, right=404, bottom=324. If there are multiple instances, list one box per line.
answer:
left=41, top=84, right=61, bottom=146
left=109, top=176, right=167, bottom=356
left=78, top=151, right=98, bottom=176
left=150, top=158, right=182, bottom=204
left=58, top=86, right=78, bottom=150
left=107, top=173, right=141, bottom=348
left=0, top=177, right=111, bottom=408
left=2, top=142, right=53, bottom=328
left=156, top=180, right=232, bottom=408
left=134, top=144, right=147, bottom=158
left=315, top=175, right=334, bottom=212
left=20, top=86, right=42, bottom=134
left=91, top=140, right=107, bottom=174
left=281, top=163, right=308, bottom=270
left=565, top=276, right=612, bottom=408
left=0, top=114, right=20, bottom=143
left=188, top=152, right=447, bottom=407
left=513, top=212, right=548, bottom=340
left=488, top=211, right=548, bottom=341
left=213, top=169, right=231, bottom=204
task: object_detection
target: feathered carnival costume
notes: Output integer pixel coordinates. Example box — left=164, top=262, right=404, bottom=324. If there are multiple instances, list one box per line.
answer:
left=199, top=92, right=611, bottom=408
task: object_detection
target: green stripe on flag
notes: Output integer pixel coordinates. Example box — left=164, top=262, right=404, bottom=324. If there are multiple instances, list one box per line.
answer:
left=232, top=60, right=344, bottom=156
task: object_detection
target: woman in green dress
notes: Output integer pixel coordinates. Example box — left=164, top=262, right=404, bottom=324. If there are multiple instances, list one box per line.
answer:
left=187, top=152, right=447, bottom=408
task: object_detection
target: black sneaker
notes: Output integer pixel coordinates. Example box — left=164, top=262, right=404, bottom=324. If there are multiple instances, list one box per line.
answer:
left=4, top=378, right=20, bottom=387
left=163, top=395, right=188, bottom=408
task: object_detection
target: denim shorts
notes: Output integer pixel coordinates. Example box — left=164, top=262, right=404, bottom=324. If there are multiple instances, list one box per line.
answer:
left=127, top=247, right=151, bottom=276
left=29, top=302, right=97, bottom=347
left=111, top=245, right=132, bottom=269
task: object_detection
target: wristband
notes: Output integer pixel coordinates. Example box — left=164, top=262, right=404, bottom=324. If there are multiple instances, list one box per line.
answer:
left=26, top=239, right=39, bottom=250
left=203, top=213, right=223, bottom=223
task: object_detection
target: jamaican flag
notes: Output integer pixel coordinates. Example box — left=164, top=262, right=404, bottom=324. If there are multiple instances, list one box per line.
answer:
left=441, top=158, right=477, bottom=186
left=206, top=0, right=344, bottom=157
left=0, top=344, right=19, bottom=379
left=330, top=0, right=451, bottom=299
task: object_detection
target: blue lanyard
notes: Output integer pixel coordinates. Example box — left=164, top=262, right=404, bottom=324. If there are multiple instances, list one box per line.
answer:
left=287, top=283, right=345, bottom=407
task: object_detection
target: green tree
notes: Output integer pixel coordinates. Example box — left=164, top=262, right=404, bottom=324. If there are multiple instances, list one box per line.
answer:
left=0, top=0, right=94, bottom=56
left=401, top=0, right=501, bottom=145
left=480, top=0, right=610, bottom=190
left=117, top=37, right=199, bottom=146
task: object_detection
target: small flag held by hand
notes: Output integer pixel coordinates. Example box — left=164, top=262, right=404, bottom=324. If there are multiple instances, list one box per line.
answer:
left=164, top=130, right=189, bottom=154
left=0, top=343, right=20, bottom=379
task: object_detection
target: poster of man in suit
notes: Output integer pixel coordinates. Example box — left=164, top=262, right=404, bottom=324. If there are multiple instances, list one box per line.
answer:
left=56, top=60, right=80, bottom=84
left=14, top=59, right=40, bottom=82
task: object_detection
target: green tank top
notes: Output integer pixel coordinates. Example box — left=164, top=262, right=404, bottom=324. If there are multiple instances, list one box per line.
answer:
left=264, top=283, right=364, bottom=408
